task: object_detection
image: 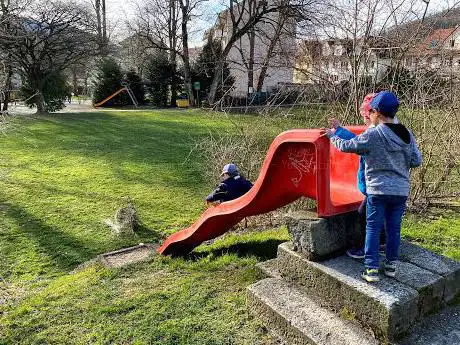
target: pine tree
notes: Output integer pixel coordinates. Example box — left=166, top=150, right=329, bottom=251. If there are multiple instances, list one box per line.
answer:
left=124, top=70, right=145, bottom=105
left=192, top=40, right=234, bottom=105
left=92, top=58, right=124, bottom=106
left=146, top=53, right=174, bottom=107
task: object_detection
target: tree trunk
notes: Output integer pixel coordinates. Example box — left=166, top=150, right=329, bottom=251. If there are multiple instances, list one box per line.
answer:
left=208, top=41, right=235, bottom=105
left=208, top=59, right=225, bottom=105
left=2, top=65, right=12, bottom=111
left=170, top=62, right=177, bottom=107
left=101, top=0, right=107, bottom=56
left=256, top=15, right=285, bottom=92
left=168, top=0, right=178, bottom=107
left=35, top=91, right=46, bottom=115
left=95, top=0, right=103, bottom=54
left=180, top=0, right=194, bottom=106
left=247, top=30, right=255, bottom=93
left=72, top=67, right=78, bottom=94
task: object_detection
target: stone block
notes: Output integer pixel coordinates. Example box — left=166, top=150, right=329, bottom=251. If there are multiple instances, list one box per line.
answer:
left=256, top=258, right=281, bottom=278
left=284, top=210, right=361, bottom=261
left=247, top=278, right=379, bottom=345
left=392, top=261, right=444, bottom=316
left=277, top=242, right=419, bottom=341
left=400, top=241, right=460, bottom=303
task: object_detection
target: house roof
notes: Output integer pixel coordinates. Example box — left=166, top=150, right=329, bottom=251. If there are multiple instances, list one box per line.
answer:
left=408, top=27, right=460, bottom=56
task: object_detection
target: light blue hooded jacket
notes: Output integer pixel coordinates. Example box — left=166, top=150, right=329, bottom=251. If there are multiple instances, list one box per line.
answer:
left=330, top=124, right=422, bottom=196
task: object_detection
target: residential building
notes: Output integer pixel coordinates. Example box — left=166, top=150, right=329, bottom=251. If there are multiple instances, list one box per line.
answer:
left=207, top=1, right=297, bottom=96
left=294, top=38, right=393, bottom=85
left=404, top=27, right=460, bottom=77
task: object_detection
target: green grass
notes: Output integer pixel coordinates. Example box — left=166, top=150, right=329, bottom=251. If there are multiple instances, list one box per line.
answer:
left=0, top=109, right=459, bottom=344
left=1, top=229, right=289, bottom=345
left=402, top=211, right=460, bottom=260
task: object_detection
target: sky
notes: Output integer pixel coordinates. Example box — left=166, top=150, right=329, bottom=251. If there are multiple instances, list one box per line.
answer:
left=99, top=0, right=224, bottom=46
left=96, top=0, right=457, bottom=46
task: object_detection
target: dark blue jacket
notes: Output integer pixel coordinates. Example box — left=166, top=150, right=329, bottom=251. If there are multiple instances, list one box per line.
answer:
left=335, top=126, right=367, bottom=195
left=206, top=175, right=253, bottom=203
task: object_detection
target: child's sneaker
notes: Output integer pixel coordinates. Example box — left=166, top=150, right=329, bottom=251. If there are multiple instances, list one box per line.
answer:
left=346, top=248, right=365, bottom=259
left=361, top=268, right=380, bottom=282
left=384, top=261, right=397, bottom=277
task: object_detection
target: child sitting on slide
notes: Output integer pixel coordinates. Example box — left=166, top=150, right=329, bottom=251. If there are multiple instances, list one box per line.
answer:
left=325, top=91, right=422, bottom=282
left=206, top=163, right=253, bottom=205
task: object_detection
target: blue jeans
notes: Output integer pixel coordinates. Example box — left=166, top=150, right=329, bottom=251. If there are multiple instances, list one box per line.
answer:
left=365, top=195, right=407, bottom=269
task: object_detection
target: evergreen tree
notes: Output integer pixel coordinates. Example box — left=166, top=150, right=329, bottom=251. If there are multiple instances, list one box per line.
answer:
left=146, top=53, right=174, bottom=107
left=192, top=40, right=234, bottom=105
left=21, top=71, right=71, bottom=113
left=92, top=58, right=124, bottom=106
left=124, top=70, right=145, bottom=105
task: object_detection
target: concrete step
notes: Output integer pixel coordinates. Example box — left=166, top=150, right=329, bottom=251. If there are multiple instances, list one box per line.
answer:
left=256, top=258, right=281, bottom=278
left=276, top=241, right=460, bottom=341
left=277, top=242, right=422, bottom=341
left=399, top=241, right=460, bottom=303
left=247, top=278, right=379, bottom=345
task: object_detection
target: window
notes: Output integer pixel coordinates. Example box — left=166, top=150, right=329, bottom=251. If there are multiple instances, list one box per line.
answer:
left=451, top=39, right=455, bottom=48
left=341, top=60, right=348, bottom=69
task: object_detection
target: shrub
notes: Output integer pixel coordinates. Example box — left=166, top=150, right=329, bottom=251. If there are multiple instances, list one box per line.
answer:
left=21, top=71, right=71, bottom=113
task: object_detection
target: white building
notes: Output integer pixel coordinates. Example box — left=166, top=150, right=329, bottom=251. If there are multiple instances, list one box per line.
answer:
left=208, top=1, right=297, bottom=96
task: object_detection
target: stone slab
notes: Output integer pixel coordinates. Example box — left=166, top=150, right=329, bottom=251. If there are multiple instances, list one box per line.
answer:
left=277, top=242, right=419, bottom=341
left=392, top=261, right=444, bottom=316
left=256, top=259, right=281, bottom=278
left=284, top=211, right=361, bottom=261
left=247, top=278, right=379, bottom=345
left=400, top=241, right=460, bottom=303
left=100, top=243, right=157, bottom=268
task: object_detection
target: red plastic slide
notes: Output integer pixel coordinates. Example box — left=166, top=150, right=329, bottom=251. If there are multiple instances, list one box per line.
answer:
left=158, top=127, right=366, bottom=255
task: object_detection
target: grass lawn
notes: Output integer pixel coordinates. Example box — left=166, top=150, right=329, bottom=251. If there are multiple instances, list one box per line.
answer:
left=0, top=109, right=459, bottom=344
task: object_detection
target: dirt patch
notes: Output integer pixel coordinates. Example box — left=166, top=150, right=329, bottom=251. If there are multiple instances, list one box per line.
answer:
left=100, top=243, right=158, bottom=268
left=0, top=282, right=26, bottom=306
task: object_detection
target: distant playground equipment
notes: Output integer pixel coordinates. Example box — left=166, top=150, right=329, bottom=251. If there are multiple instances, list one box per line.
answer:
left=94, top=82, right=138, bottom=108
left=176, top=94, right=189, bottom=108
left=158, top=127, right=366, bottom=256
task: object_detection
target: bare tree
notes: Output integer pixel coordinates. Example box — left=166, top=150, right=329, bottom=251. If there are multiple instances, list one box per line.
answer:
left=206, top=0, right=315, bottom=105
left=131, top=0, right=206, bottom=106
left=131, top=0, right=180, bottom=106
left=0, top=0, right=98, bottom=113
left=0, top=0, right=31, bottom=111
left=89, top=0, right=108, bottom=55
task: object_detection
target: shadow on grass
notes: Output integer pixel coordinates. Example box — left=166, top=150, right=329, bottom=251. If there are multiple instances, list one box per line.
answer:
left=11, top=111, right=215, bottom=191
left=188, top=238, right=285, bottom=261
left=4, top=202, right=99, bottom=272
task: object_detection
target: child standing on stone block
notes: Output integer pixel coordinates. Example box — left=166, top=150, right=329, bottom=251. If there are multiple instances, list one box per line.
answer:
left=328, top=93, right=386, bottom=260
left=325, top=91, right=422, bottom=282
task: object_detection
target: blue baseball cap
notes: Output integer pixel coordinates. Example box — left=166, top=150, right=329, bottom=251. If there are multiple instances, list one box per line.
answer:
left=370, top=91, right=399, bottom=117
left=221, top=163, right=239, bottom=176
